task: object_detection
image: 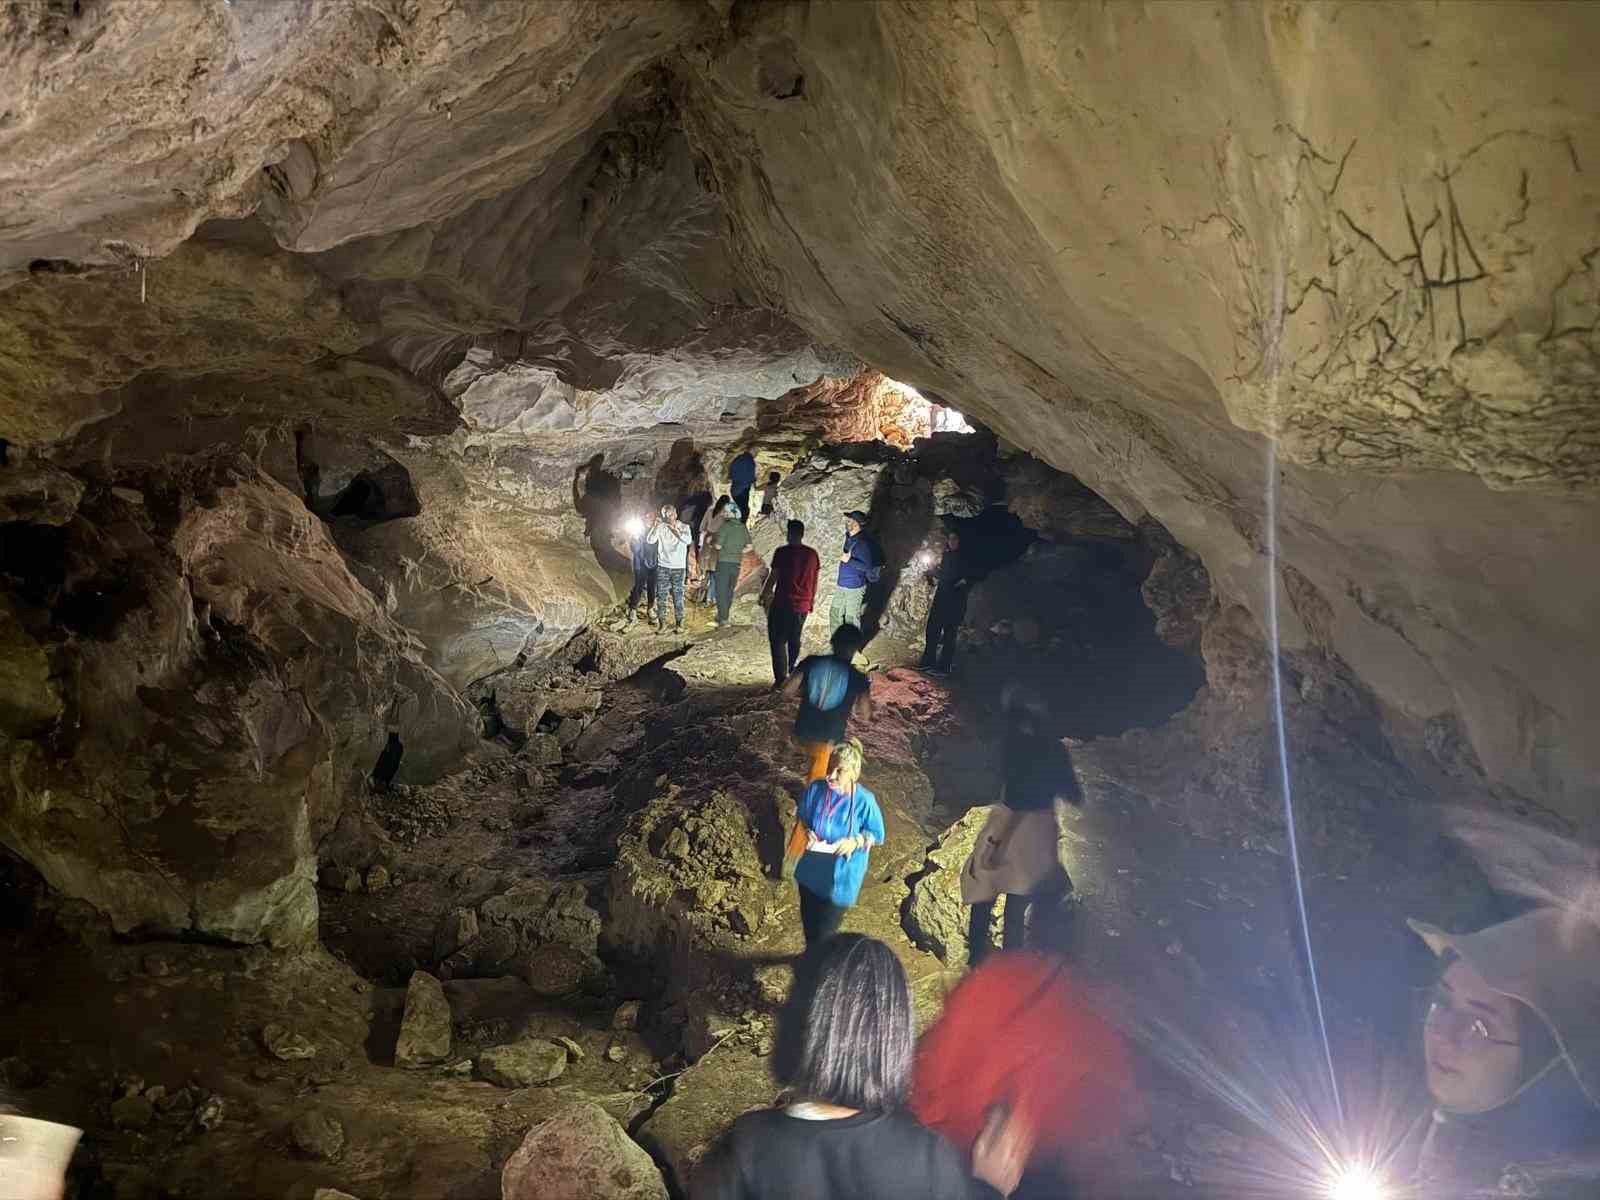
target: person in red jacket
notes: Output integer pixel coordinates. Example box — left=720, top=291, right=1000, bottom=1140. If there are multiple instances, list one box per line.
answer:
left=761, top=518, right=821, bottom=688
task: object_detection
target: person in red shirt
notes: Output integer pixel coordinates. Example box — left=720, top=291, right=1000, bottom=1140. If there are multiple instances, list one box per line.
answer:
left=761, top=519, right=821, bottom=688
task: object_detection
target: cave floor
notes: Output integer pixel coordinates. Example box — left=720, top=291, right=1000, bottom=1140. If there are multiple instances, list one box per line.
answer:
left=1, top=608, right=1451, bottom=1200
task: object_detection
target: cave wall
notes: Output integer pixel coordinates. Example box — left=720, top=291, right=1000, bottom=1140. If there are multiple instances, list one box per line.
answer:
left=677, top=0, right=1600, bottom=825
left=3, top=0, right=1598, bottom=939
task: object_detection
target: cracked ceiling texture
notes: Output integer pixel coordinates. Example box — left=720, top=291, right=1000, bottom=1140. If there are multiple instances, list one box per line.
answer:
left=1, top=0, right=1598, bottom=938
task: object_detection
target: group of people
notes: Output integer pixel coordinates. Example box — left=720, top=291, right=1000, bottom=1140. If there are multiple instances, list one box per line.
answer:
left=613, top=450, right=790, bottom=633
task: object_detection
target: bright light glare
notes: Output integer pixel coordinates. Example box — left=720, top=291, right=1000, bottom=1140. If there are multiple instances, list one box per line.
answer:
left=1326, top=1165, right=1385, bottom=1200
left=623, top=516, right=644, bottom=537
left=916, top=552, right=935, bottom=568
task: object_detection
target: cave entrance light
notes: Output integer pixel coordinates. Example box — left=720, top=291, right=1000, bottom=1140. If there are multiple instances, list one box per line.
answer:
left=875, top=376, right=975, bottom=445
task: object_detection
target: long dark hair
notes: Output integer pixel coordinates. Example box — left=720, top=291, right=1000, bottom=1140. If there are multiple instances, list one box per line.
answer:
left=774, top=934, right=914, bottom=1112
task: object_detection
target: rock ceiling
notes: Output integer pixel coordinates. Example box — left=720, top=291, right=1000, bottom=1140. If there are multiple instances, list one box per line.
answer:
left=2, top=0, right=1598, bottom=901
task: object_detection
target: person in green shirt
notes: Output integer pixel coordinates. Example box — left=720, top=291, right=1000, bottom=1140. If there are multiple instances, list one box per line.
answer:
left=712, top=502, right=751, bottom=627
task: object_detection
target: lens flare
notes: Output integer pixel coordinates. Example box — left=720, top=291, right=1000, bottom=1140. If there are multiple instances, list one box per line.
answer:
left=1326, top=1163, right=1385, bottom=1200
left=623, top=516, right=644, bottom=537
left=916, top=551, right=935, bottom=569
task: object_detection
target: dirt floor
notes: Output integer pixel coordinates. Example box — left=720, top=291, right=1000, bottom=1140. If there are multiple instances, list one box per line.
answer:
left=0, top=582, right=1483, bottom=1200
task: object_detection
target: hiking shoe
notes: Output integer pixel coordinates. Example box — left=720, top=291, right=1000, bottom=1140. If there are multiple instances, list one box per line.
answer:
left=674, top=622, right=684, bottom=633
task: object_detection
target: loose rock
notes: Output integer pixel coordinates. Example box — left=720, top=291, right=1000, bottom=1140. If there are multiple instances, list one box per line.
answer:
left=291, top=1111, right=346, bottom=1160
left=433, top=907, right=479, bottom=961
left=477, top=1039, right=568, bottom=1088
left=502, top=1102, right=667, bottom=1200
left=394, top=970, right=451, bottom=1068
left=110, top=1094, right=155, bottom=1131
left=365, top=864, right=391, bottom=892
left=261, top=1023, right=318, bottom=1061
left=612, top=1000, right=641, bottom=1031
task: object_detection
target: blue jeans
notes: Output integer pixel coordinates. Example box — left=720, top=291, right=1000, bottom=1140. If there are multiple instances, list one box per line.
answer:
left=655, top=566, right=685, bottom=627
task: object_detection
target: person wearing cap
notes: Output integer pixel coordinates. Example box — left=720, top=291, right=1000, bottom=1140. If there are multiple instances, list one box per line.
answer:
left=710, top=500, right=751, bottom=628
left=1404, top=907, right=1600, bottom=1197
left=830, top=510, right=878, bottom=637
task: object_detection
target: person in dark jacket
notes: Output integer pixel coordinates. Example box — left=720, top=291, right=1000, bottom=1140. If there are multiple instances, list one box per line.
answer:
left=830, top=510, right=878, bottom=636
left=728, top=449, right=757, bottom=521
left=962, top=686, right=1081, bottom=967
left=920, top=529, right=970, bottom=674
left=1401, top=908, right=1600, bottom=1199
left=761, top=519, right=821, bottom=687
left=693, top=933, right=1025, bottom=1200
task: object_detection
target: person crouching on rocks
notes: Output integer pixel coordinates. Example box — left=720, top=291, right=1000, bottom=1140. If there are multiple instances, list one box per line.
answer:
left=962, top=685, right=1081, bottom=967
left=792, top=739, right=884, bottom=949
left=693, top=933, right=1024, bottom=1200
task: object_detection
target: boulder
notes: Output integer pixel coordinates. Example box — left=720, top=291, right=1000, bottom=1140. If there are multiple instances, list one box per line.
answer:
left=635, top=1049, right=776, bottom=1193
left=502, top=1102, right=667, bottom=1200
left=477, top=1039, right=568, bottom=1088
left=394, top=971, right=451, bottom=1068
left=905, top=807, right=1004, bottom=963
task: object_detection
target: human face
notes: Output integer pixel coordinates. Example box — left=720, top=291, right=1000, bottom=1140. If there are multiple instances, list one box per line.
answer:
left=827, top=764, right=856, bottom=791
left=845, top=518, right=861, bottom=537
left=1423, top=960, right=1524, bottom=1112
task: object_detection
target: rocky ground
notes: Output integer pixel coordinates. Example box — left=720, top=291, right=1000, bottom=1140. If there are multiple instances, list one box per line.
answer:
left=0, top=545, right=1497, bottom=1199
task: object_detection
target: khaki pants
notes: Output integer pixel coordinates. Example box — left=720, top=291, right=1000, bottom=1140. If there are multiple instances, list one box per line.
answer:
left=829, top=585, right=866, bottom=633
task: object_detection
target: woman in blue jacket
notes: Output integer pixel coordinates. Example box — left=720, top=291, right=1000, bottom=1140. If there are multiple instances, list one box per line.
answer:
left=793, top=738, right=885, bottom=948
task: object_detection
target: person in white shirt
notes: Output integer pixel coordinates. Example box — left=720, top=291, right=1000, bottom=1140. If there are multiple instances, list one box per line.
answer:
left=646, top=503, right=694, bottom=632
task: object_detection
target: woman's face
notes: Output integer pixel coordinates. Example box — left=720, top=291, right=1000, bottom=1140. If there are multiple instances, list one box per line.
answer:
left=1423, top=960, right=1525, bottom=1112
left=827, top=764, right=855, bottom=791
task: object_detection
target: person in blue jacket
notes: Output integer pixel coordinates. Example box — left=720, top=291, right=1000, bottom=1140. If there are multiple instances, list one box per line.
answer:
left=830, top=509, right=878, bottom=636
left=728, top=449, right=757, bottom=522
left=793, top=738, right=885, bottom=948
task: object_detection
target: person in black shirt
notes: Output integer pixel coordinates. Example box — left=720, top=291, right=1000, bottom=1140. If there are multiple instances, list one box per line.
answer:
left=693, top=934, right=1024, bottom=1200
left=920, top=529, right=971, bottom=675
left=960, top=686, right=1081, bottom=967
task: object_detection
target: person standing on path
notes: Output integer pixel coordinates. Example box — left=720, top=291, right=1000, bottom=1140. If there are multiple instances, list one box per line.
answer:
left=830, top=510, right=878, bottom=636
left=728, top=449, right=757, bottom=521
left=613, top=511, right=659, bottom=625
left=700, top=495, right=731, bottom=608
left=792, top=739, right=884, bottom=948
left=757, top=470, right=781, bottom=522
left=962, top=686, right=1080, bottom=967
left=920, top=529, right=971, bottom=674
left=711, top=502, right=751, bottom=627
left=647, top=503, right=693, bottom=632
left=780, top=622, right=873, bottom=784
left=760, top=519, right=820, bottom=687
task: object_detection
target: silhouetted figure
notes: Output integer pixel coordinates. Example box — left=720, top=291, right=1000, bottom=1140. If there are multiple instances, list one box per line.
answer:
left=572, top=453, right=624, bottom=566
left=370, top=731, right=404, bottom=792
left=920, top=529, right=971, bottom=675
left=728, top=448, right=757, bottom=520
